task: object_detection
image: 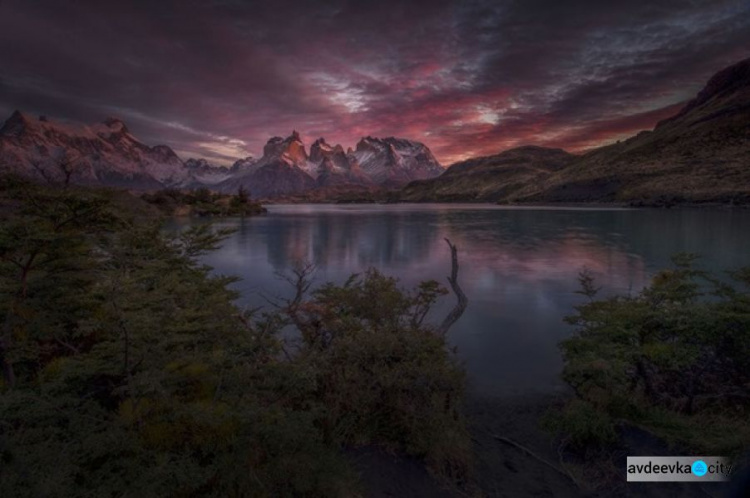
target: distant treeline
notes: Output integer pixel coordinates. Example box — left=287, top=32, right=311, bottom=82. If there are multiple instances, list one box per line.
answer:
left=141, top=186, right=267, bottom=217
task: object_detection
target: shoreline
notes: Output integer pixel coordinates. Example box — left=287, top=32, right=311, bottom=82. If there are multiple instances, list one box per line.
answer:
left=260, top=198, right=750, bottom=210
left=354, top=391, right=740, bottom=497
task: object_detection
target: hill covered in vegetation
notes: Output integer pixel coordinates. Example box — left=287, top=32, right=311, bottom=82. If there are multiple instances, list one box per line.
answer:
left=400, top=58, right=750, bottom=206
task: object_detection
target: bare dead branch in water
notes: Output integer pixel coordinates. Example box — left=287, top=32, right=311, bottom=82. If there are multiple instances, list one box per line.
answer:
left=438, top=238, right=468, bottom=336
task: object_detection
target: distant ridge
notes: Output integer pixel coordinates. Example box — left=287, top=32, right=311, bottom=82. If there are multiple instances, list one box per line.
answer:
left=400, top=146, right=575, bottom=202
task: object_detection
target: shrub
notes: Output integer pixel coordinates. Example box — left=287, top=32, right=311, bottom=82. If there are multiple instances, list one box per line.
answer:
left=273, top=266, right=472, bottom=481
left=552, top=255, right=750, bottom=455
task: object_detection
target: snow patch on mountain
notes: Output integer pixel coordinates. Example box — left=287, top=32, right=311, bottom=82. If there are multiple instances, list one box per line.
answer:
left=184, top=158, right=232, bottom=186
left=352, top=136, right=443, bottom=184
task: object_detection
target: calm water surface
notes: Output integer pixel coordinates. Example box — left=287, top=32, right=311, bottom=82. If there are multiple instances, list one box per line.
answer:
left=184, top=204, right=750, bottom=398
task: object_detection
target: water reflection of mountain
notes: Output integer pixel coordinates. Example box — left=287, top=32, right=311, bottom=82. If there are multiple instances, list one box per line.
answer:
left=231, top=210, right=441, bottom=272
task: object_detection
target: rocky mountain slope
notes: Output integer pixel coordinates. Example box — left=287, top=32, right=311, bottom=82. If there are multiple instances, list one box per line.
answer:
left=401, top=57, right=750, bottom=205
left=0, top=112, right=190, bottom=189
left=183, top=158, right=232, bottom=186
left=217, top=132, right=443, bottom=198
left=351, top=136, right=444, bottom=185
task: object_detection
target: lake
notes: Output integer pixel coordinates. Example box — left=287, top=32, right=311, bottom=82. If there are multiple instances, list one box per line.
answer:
left=184, top=204, right=750, bottom=398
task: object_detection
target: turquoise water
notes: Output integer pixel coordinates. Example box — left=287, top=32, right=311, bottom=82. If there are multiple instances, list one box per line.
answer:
left=184, top=204, right=750, bottom=397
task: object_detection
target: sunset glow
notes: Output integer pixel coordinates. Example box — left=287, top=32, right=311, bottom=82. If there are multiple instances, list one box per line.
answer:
left=1, top=0, right=749, bottom=166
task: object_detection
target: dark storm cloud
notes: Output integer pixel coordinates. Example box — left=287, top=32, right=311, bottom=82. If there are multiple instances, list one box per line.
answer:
left=1, top=0, right=749, bottom=165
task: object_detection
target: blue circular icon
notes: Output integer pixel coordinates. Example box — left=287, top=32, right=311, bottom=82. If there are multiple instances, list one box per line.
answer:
left=692, top=460, right=708, bottom=476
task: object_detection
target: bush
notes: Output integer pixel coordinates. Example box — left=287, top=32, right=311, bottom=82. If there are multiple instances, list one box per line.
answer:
left=287, top=269, right=471, bottom=479
left=542, top=399, right=618, bottom=450
left=551, top=255, right=750, bottom=455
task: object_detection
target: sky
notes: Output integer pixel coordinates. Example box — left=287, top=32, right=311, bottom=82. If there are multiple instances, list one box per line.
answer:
left=1, top=0, right=749, bottom=166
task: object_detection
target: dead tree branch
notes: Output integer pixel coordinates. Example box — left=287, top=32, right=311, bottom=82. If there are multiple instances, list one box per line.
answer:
left=493, top=434, right=581, bottom=490
left=437, top=238, right=468, bottom=336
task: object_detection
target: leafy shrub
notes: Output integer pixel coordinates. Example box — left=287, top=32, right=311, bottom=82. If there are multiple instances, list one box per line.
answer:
left=552, top=254, right=750, bottom=454
left=283, top=269, right=471, bottom=480
left=542, top=399, right=618, bottom=450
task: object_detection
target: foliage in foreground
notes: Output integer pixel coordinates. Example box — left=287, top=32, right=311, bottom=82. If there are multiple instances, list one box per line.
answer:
left=550, top=257, right=750, bottom=456
left=0, top=178, right=469, bottom=497
left=280, top=267, right=471, bottom=479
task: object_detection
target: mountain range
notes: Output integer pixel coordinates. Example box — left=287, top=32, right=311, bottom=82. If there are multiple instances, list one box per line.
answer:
left=217, top=131, right=443, bottom=198
left=0, top=113, right=189, bottom=189
left=0, top=113, right=443, bottom=198
left=2, top=57, right=749, bottom=204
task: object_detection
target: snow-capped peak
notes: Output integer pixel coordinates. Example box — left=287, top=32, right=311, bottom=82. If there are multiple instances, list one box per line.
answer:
left=351, top=135, right=443, bottom=183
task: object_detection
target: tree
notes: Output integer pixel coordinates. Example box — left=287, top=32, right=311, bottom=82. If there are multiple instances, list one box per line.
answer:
left=0, top=180, right=348, bottom=495
left=0, top=179, right=472, bottom=495
left=0, top=179, right=116, bottom=387
left=268, top=242, right=471, bottom=479
left=28, top=151, right=81, bottom=187
left=192, top=187, right=212, bottom=204
left=237, top=185, right=250, bottom=205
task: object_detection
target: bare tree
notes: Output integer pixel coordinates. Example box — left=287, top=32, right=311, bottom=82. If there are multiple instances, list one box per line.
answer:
left=58, top=153, right=78, bottom=188
left=28, top=151, right=80, bottom=188
left=260, top=239, right=468, bottom=359
left=258, top=263, right=317, bottom=333
left=437, top=238, right=468, bottom=336
left=29, top=158, right=56, bottom=185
